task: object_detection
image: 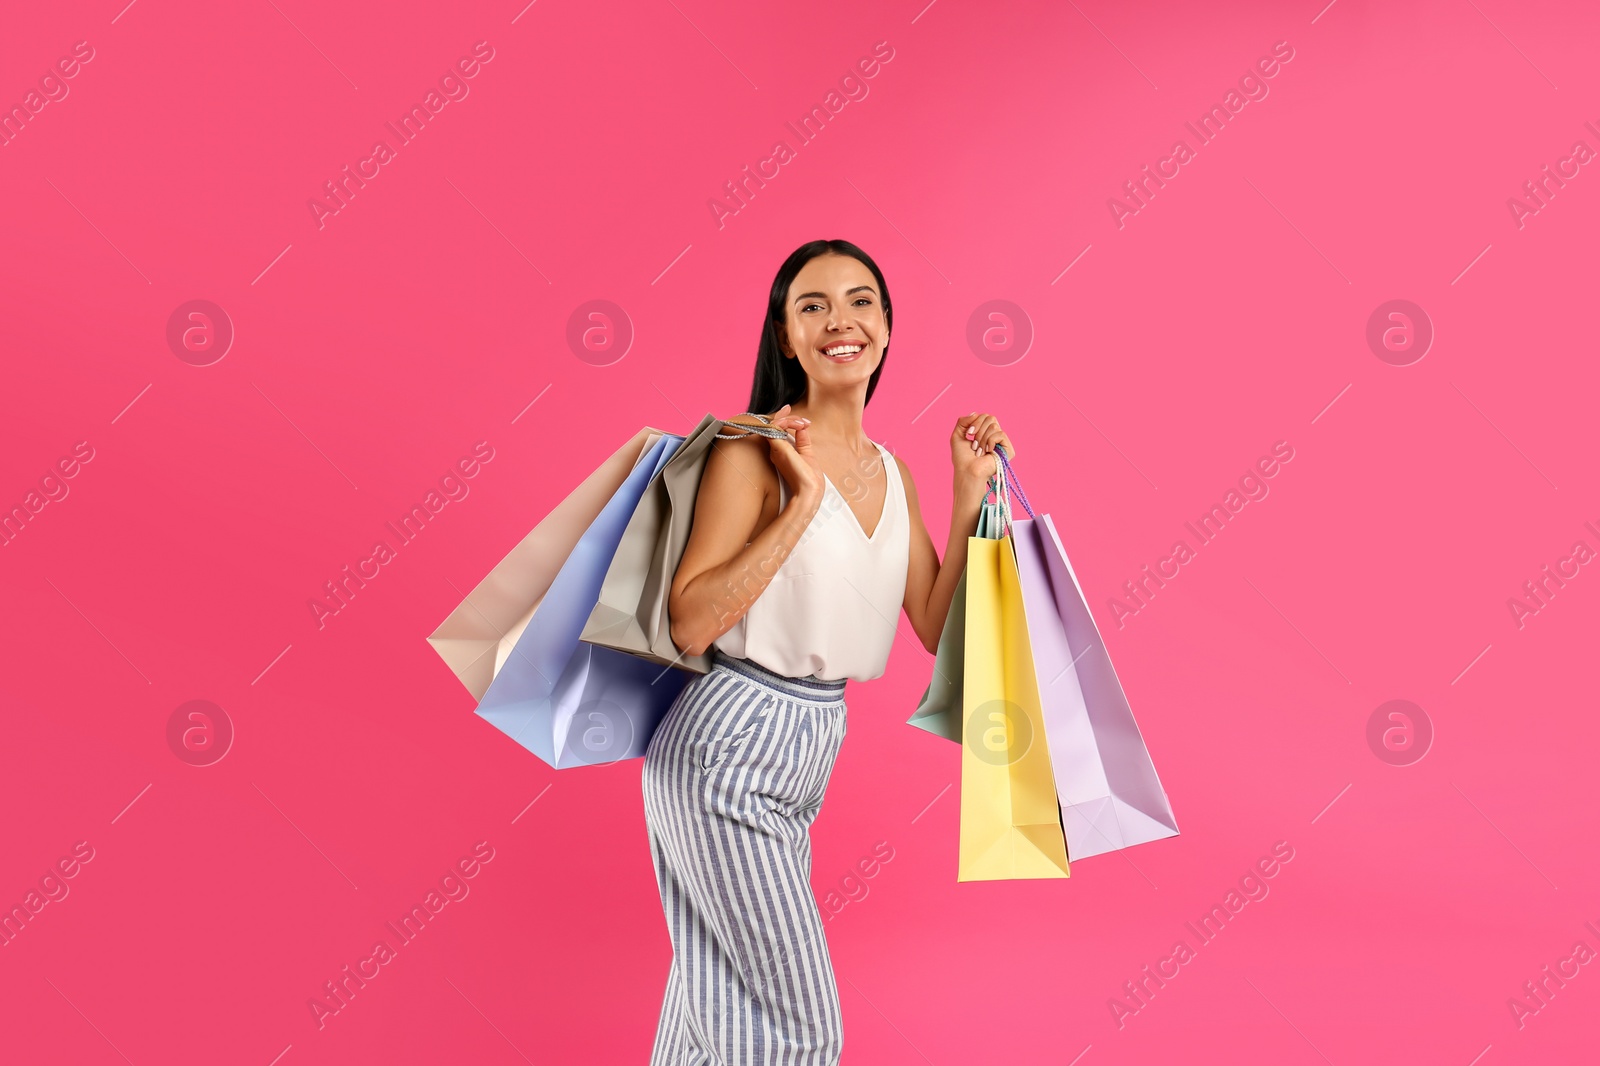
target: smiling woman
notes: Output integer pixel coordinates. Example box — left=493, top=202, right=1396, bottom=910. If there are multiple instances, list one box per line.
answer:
left=639, top=238, right=1018, bottom=1065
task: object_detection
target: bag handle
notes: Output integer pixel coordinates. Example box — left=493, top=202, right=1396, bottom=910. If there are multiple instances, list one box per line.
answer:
left=981, top=451, right=1010, bottom=538
left=980, top=444, right=1034, bottom=539
left=994, top=444, right=1035, bottom=520
left=714, top=412, right=793, bottom=442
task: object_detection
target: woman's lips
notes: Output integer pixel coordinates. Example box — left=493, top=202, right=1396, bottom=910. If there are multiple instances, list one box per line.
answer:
left=820, top=342, right=866, bottom=362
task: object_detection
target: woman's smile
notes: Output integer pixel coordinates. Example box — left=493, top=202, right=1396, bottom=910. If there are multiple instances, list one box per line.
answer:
left=781, top=253, right=888, bottom=379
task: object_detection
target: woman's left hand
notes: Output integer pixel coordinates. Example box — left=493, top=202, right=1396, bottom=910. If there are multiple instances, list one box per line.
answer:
left=950, top=412, right=1017, bottom=485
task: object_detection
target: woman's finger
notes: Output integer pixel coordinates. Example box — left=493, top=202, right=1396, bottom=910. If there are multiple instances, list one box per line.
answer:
left=968, top=414, right=996, bottom=452
left=769, top=415, right=813, bottom=450
left=770, top=415, right=810, bottom=439
left=790, top=420, right=813, bottom=454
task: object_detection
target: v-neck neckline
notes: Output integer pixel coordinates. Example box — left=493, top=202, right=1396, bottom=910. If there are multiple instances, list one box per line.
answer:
left=822, top=441, right=891, bottom=542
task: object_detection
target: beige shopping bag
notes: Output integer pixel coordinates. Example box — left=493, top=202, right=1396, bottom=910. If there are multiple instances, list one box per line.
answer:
left=427, top=426, right=667, bottom=700
left=580, top=412, right=789, bottom=674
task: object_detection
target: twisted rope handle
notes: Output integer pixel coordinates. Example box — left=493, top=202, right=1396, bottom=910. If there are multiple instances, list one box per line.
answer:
left=994, top=444, right=1036, bottom=520
left=979, top=444, right=1033, bottom=539
left=982, top=448, right=1012, bottom=538
left=715, top=412, right=793, bottom=442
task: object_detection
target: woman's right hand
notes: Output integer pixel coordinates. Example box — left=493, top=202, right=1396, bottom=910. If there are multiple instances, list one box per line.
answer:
left=763, top=404, right=823, bottom=507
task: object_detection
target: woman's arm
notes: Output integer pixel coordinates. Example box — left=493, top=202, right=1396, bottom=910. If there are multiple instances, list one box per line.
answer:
left=668, top=434, right=823, bottom=657
left=900, top=458, right=987, bottom=652
left=901, top=412, right=1018, bottom=652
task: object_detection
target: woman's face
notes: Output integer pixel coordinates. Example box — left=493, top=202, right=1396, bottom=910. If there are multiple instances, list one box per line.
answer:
left=779, top=253, right=888, bottom=390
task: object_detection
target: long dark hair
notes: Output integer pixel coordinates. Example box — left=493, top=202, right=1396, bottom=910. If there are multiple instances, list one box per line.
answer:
left=747, top=239, right=893, bottom=416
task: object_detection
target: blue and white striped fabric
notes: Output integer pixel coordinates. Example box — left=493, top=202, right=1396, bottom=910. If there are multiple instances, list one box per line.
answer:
left=642, top=648, right=849, bottom=1066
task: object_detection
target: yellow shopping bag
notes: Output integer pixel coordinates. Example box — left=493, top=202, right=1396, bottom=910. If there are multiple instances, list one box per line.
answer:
left=958, top=534, right=1071, bottom=882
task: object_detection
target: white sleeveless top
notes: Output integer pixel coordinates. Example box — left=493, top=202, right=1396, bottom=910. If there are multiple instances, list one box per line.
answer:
left=714, top=440, right=910, bottom=682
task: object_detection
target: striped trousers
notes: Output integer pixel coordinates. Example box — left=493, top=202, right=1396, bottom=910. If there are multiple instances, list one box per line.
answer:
left=642, top=648, right=849, bottom=1066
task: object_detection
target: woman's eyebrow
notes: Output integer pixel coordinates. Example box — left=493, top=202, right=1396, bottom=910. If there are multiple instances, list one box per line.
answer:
left=792, top=285, right=877, bottom=304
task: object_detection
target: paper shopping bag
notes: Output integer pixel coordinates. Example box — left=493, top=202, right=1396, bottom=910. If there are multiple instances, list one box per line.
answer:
left=908, top=486, right=1008, bottom=741
left=426, top=426, right=670, bottom=699
left=907, top=567, right=966, bottom=742
left=1015, top=514, right=1179, bottom=858
left=957, top=534, right=1071, bottom=882
left=474, top=432, right=692, bottom=768
left=580, top=412, right=789, bottom=673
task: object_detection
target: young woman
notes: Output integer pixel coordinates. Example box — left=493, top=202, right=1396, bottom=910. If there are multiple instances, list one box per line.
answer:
left=642, top=238, right=1017, bottom=1065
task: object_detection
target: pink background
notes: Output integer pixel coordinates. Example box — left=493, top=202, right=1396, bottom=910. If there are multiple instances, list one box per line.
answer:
left=3, top=0, right=1597, bottom=1062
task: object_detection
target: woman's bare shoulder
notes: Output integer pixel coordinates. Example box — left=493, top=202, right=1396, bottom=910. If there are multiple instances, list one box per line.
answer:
left=689, top=432, right=782, bottom=547
left=703, top=433, right=780, bottom=501
left=893, top=452, right=920, bottom=496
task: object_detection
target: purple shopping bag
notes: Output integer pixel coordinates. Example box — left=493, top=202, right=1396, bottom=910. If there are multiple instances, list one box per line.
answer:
left=996, top=447, right=1178, bottom=860
left=1011, top=513, right=1180, bottom=858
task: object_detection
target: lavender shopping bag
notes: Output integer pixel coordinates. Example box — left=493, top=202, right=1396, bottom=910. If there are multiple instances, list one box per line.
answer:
left=1011, top=498, right=1179, bottom=859
left=475, top=432, right=693, bottom=769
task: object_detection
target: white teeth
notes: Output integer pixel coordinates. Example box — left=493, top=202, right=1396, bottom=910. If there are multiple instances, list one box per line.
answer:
left=824, top=344, right=863, bottom=356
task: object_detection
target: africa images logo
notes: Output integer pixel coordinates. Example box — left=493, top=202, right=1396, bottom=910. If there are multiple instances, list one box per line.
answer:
left=706, top=40, right=896, bottom=229
left=307, top=42, right=497, bottom=230
left=1106, top=40, right=1297, bottom=229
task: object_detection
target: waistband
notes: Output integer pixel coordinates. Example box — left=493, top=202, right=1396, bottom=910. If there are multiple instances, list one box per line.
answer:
left=710, top=648, right=848, bottom=700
